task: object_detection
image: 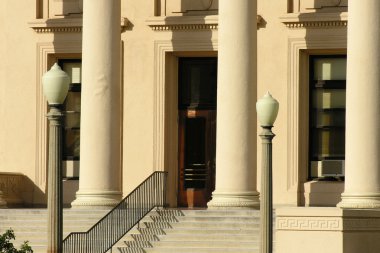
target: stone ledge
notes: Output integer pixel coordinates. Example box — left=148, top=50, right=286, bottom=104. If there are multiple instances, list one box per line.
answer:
left=28, top=17, right=129, bottom=33
left=146, top=15, right=263, bottom=31
left=280, top=12, right=348, bottom=29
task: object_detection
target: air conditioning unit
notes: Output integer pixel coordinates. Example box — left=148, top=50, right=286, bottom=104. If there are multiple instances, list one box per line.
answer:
left=310, top=160, right=345, bottom=178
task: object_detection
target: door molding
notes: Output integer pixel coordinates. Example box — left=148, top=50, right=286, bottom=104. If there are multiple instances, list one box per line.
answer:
left=153, top=39, right=218, bottom=206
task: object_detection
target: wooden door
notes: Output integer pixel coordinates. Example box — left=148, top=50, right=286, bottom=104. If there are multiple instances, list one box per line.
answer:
left=178, top=110, right=216, bottom=208
left=177, top=57, right=217, bottom=208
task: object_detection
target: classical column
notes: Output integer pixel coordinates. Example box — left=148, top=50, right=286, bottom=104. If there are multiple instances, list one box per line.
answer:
left=208, top=0, right=259, bottom=208
left=338, top=0, right=380, bottom=208
left=71, top=0, right=122, bottom=207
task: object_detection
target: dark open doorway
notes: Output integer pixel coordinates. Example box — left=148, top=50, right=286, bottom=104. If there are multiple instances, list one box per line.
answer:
left=177, top=57, right=217, bottom=208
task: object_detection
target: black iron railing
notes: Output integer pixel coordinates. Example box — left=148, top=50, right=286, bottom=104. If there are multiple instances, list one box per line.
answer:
left=62, top=171, right=167, bottom=253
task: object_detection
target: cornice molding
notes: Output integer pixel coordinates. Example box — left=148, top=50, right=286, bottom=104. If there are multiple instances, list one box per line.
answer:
left=28, top=17, right=129, bottom=33
left=280, top=12, right=347, bottom=29
left=146, top=15, right=262, bottom=31
left=146, top=15, right=218, bottom=31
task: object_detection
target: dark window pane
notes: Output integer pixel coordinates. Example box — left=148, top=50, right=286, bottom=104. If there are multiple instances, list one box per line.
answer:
left=179, top=58, right=217, bottom=109
left=311, top=128, right=345, bottom=159
left=311, top=110, right=345, bottom=128
left=59, top=59, right=82, bottom=161
left=63, top=129, right=80, bottom=159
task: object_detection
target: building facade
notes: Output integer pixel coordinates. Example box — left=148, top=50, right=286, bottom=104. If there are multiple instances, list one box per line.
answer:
left=1, top=1, right=380, bottom=251
left=0, top=0, right=352, bottom=208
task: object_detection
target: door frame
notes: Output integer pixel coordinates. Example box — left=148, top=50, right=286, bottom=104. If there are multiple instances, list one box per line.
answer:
left=157, top=48, right=217, bottom=207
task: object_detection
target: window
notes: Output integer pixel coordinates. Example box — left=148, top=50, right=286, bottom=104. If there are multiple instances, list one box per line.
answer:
left=309, top=56, right=346, bottom=179
left=58, top=59, right=82, bottom=178
left=178, top=57, right=217, bottom=110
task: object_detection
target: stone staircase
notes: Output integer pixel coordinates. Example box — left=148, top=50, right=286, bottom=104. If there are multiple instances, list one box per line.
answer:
left=114, top=209, right=267, bottom=253
left=0, top=208, right=273, bottom=253
left=0, top=208, right=109, bottom=253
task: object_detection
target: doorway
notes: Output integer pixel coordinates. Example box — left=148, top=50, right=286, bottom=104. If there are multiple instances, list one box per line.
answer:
left=177, top=57, right=217, bottom=208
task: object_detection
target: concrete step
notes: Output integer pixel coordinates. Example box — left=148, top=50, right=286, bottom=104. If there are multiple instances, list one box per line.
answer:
left=1, top=208, right=270, bottom=253
left=143, top=247, right=258, bottom=253
left=0, top=208, right=110, bottom=253
left=158, top=209, right=260, bottom=217
left=162, top=228, right=258, bottom=235
left=150, top=215, right=257, bottom=223
left=165, top=221, right=260, bottom=229
left=113, top=209, right=267, bottom=253
left=151, top=240, right=256, bottom=248
left=155, top=233, right=257, bottom=241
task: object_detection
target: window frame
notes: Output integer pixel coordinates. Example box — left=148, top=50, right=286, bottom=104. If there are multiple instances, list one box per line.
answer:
left=308, top=54, right=347, bottom=180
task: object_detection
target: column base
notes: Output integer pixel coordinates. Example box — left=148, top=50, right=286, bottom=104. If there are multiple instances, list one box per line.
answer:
left=207, top=191, right=260, bottom=209
left=337, top=193, right=380, bottom=209
left=71, top=190, right=122, bottom=209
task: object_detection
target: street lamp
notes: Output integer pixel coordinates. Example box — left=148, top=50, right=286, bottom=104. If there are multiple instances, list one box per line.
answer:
left=42, top=63, right=70, bottom=253
left=256, top=92, right=279, bottom=253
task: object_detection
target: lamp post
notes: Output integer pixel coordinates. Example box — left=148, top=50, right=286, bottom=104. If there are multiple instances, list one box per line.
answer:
left=42, top=63, right=70, bottom=253
left=256, top=92, right=279, bottom=253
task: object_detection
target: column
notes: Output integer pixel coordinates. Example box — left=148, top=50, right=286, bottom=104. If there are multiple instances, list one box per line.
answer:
left=208, top=0, right=259, bottom=208
left=338, top=0, right=380, bottom=208
left=71, top=0, right=122, bottom=208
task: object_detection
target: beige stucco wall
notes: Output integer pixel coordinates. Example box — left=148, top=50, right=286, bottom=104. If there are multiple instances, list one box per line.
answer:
left=121, top=0, right=157, bottom=195
left=0, top=1, right=40, bottom=205
left=0, top=0, right=349, bottom=207
left=257, top=0, right=291, bottom=206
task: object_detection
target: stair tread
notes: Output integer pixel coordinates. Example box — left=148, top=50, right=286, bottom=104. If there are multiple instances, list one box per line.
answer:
left=1, top=208, right=274, bottom=253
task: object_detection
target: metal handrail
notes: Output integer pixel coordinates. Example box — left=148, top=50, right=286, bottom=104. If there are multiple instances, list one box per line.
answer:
left=62, top=171, right=167, bottom=253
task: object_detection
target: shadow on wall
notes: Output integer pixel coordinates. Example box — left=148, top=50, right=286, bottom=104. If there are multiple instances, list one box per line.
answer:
left=0, top=173, right=43, bottom=208
left=0, top=173, right=79, bottom=208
